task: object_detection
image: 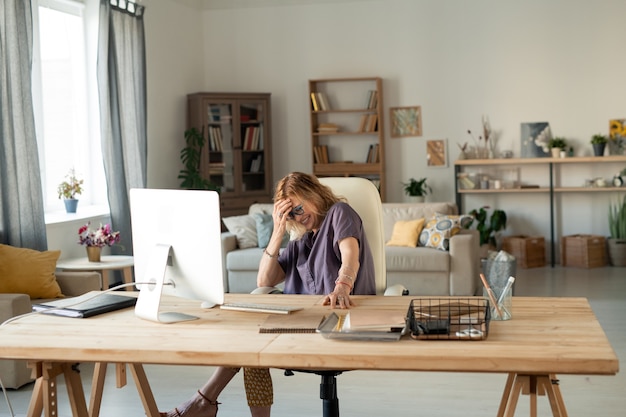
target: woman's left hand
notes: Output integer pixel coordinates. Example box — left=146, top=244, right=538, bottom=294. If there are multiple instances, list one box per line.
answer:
left=323, top=286, right=353, bottom=309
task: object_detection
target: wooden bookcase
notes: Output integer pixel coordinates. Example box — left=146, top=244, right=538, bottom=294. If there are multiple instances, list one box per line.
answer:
left=187, top=92, right=273, bottom=217
left=309, top=77, right=386, bottom=200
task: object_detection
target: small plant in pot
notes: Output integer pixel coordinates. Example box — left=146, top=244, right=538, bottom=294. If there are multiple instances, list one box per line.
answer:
left=591, top=134, right=608, bottom=157
left=548, top=137, right=567, bottom=158
left=57, top=168, right=83, bottom=213
left=402, top=177, right=431, bottom=202
left=607, top=194, right=626, bottom=266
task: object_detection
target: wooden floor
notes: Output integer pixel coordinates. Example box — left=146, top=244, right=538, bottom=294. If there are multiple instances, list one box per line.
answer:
left=3, top=266, right=625, bottom=417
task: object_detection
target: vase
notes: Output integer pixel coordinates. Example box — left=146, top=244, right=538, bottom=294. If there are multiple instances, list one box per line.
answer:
left=550, top=148, right=561, bottom=158
left=86, top=246, right=102, bottom=263
left=64, top=199, right=78, bottom=213
left=592, top=143, right=606, bottom=156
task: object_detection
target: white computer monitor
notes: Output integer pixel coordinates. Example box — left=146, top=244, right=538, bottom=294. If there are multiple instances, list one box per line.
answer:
left=130, top=188, right=225, bottom=323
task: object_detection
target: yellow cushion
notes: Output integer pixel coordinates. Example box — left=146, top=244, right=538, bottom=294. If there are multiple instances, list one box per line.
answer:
left=0, top=244, right=63, bottom=299
left=386, top=218, right=425, bottom=247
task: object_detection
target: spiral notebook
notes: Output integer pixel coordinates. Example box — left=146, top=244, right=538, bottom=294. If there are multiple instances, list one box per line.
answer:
left=259, top=311, right=326, bottom=333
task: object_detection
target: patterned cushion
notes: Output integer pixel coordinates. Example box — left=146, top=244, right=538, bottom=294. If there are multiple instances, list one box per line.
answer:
left=419, top=214, right=472, bottom=251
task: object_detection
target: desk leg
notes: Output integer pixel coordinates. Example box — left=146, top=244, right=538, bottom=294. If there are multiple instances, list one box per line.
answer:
left=498, top=373, right=568, bottom=417
left=129, top=363, right=160, bottom=417
left=89, top=363, right=107, bottom=417
left=26, top=361, right=88, bottom=417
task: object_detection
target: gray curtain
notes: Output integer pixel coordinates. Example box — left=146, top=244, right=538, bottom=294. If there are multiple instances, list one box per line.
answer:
left=0, top=0, right=48, bottom=249
left=97, top=0, right=147, bottom=258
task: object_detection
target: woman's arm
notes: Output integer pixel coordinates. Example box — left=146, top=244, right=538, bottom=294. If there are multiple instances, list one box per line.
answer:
left=323, top=236, right=360, bottom=308
left=256, top=199, right=291, bottom=288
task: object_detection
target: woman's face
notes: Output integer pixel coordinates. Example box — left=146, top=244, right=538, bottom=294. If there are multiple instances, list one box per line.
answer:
left=288, top=197, right=320, bottom=231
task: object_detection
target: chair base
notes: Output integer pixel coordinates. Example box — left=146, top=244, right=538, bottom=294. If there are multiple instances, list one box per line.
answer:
left=285, top=369, right=343, bottom=417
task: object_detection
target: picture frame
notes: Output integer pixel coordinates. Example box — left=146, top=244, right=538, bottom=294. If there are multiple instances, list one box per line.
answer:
left=426, top=139, right=447, bottom=167
left=390, top=106, right=422, bottom=138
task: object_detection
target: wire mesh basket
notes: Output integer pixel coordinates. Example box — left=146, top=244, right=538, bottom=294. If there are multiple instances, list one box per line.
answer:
left=408, top=298, right=491, bottom=340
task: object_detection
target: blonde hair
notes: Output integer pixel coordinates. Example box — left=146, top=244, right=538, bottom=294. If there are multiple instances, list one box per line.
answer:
left=274, top=172, right=345, bottom=239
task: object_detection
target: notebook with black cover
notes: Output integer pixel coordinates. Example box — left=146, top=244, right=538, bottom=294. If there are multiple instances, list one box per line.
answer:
left=32, top=291, right=137, bottom=318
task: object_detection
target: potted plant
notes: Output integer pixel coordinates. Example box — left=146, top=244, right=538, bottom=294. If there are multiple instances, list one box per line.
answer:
left=178, top=127, right=220, bottom=192
left=467, top=205, right=507, bottom=255
left=402, top=177, right=431, bottom=202
left=608, top=194, right=626, bottom=266
left=57, top=168, right=83, bottom=213
left=591, top=134, right=608, bottom=157
left=548, top=137, right=567, bottom=158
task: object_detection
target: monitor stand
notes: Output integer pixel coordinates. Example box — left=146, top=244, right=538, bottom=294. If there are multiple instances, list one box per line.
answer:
left=134, top=243, right=198, bottom=323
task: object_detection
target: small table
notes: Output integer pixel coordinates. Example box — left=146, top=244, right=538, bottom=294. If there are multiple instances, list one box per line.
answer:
left=56, top=255, right=134, bottom=291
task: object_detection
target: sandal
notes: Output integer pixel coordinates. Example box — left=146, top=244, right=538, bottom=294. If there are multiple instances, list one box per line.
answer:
left=159, top=390, right=220, bottom=417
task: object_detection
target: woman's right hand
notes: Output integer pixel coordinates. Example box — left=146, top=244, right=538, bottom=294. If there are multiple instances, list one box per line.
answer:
left=272, top=199, right=292, bottom=231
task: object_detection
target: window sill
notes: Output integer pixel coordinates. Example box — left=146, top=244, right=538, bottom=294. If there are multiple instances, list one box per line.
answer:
left=45, top=205, right=111, bottom=225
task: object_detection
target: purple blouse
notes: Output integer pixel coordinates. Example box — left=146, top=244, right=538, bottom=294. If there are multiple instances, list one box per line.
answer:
left=277, top=202, right=375, bottom=295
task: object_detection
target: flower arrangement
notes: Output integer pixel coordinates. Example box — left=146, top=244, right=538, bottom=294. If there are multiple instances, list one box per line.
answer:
left=57, top=168, right=84, bottom=200
left=78, top=222, right=121, bottom=247
left=467, top=115, right=496, bottom=158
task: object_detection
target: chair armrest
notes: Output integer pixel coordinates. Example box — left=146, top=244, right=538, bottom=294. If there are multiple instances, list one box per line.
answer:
left=55, top=271, right=102, bottom=296
left=221, top=232, right=238, bottom=292
left=448, top=230, right=480, bottom=296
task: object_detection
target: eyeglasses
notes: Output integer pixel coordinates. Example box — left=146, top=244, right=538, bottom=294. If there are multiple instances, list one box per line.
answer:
left=288, top=203, right=305, bottom=218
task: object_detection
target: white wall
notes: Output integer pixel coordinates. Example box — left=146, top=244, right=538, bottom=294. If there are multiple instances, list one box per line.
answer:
left=143, top=0, right=626, bottom=257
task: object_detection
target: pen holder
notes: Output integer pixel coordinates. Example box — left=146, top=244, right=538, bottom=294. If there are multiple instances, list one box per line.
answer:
left=483, top=285, right=512, bottom=321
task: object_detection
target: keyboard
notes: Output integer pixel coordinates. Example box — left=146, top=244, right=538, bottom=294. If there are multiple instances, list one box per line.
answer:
left=220, top=302, right=303, bottom=315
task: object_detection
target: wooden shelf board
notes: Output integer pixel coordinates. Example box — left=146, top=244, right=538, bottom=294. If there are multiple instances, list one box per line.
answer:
left=314, top=163, right=381, bottom=175
left=455, top=155, right=626, bottom=166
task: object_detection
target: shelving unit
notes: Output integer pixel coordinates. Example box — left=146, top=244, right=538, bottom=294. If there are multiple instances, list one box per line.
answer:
left=309, top=77, right=386, bottom=200
left=187, top=92, right=273, bottom=217
left=455, top=155, right=626, bottom=266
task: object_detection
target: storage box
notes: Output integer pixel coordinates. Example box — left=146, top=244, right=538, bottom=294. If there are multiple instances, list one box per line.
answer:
left=560, top=235, right=607, bottom=268
left=502, top=235, right=546, bottom=268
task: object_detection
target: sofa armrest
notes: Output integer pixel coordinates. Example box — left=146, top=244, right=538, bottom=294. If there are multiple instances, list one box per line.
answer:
left=55, top=271, right=102, bottom=296
left=0, top=294, right=31, bottom=322
left=221, top=232, right=239, bottom=292
left=448, top=229, right=480, bottom=296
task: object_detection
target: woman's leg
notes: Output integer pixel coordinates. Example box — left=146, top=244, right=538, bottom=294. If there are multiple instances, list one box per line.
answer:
left=160, top=367, right=240, bottom=417
left=243, top=367, right=273, bottom=417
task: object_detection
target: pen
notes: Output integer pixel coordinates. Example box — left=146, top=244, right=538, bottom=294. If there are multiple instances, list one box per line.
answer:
left=497, top=276, right=516, bottom=307
left=480, top=273, right=503, bottom=319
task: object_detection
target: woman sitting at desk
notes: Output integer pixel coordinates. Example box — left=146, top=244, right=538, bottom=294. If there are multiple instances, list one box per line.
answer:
left=160, top=172, right=375, bottom=417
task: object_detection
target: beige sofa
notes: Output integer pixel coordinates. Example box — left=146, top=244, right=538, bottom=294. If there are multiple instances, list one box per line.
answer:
left=0, top=271, right=101, bottom=388
left=221, top=202, right=479, bottom=296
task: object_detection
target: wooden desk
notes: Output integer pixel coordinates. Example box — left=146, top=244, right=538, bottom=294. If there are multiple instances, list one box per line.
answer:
left=0, top=295, right=618, bottom=417
left=56, top=255, right=134, bottom=290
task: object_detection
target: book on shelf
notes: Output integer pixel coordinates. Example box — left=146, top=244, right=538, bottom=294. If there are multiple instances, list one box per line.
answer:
left=32, top=292, right=137, bottom=318
left=366, top=114, right=378, bottom=132
left=317, top=123, right=339, bottom=133
left=366, top=90, right=378, bottom=110
left=358, top=114, right=368, bottom=133
left=310, top=92, right=320, bottom=111
left=250, top=154, right=263, bottom=173
left=316, top=92, right=330, bottom=111
left=366, top=144, right=380, bottom=163
left=314, top=145, right=329, bottom=164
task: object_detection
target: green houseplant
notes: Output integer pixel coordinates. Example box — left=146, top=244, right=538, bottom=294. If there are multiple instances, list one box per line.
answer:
left=57, top=168, right=83, bottom=213
left=467, top=205, right=507, bottom=248
left=591, top=134, right=608, bottom=157
left=548, top=137, right=568, bottom=158
left=608, top=194, right=626, bottom=266
left=548, top=137, right=567, bottom=149
left=402, top=177, right=431, bottom=199
left=178, top=128, right=220, bottom=192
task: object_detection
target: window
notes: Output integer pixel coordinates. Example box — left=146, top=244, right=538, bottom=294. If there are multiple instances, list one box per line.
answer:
left=32, top=0, right=107, bottom=215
